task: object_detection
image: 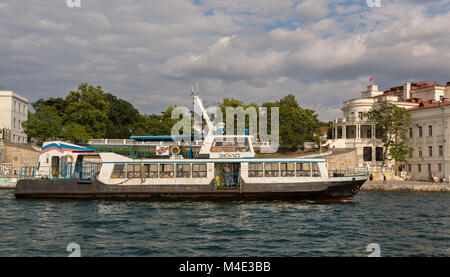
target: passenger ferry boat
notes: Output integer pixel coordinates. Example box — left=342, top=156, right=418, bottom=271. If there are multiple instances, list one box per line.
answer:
left=14, top=96, right=369, bottom=201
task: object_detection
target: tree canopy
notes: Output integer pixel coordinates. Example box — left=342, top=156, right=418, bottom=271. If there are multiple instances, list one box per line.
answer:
left=23, top=83, right=177, bottom=143
left=24, top=84, right=323, bottom=151
left=364, top=102, right=411, bottom=167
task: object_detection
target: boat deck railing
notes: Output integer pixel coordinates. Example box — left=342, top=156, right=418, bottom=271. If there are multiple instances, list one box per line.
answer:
left=328, top=167, right=370, bottom=178
left=20, top=162, right=102, bottom=182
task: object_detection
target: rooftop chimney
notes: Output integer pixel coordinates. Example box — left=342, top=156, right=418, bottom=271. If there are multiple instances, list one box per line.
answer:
left=403, top=82, right=411, bottom=99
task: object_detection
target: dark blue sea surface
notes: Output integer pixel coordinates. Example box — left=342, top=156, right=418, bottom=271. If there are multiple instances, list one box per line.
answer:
left=0, top=190, right=448, bottom=256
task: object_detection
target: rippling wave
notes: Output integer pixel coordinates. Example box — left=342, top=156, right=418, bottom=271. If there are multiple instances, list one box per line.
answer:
left=0, top=191, right=448, bottom=257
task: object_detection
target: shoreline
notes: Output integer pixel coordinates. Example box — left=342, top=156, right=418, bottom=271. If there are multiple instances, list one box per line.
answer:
left=361, top=180, right=450, bottom=192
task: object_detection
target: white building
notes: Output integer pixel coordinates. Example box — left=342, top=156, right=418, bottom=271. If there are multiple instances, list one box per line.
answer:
left=329, top=81, right=450, bottom=173
left=0, top=90, right=29, bottom=143
left=406, top=100, right=450, bottom=181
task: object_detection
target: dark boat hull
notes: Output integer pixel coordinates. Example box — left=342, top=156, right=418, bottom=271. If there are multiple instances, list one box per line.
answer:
left=14, top=178, right=367, bottom=202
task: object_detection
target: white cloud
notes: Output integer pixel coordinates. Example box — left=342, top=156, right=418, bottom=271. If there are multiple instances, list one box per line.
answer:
left=295, top=0, right=330, bottom=22
left=0, top=0, right=449, bottom=122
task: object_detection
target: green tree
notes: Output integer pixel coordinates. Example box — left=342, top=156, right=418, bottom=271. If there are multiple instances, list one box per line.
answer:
left=131, top=106, right=178, bottom=136
left=364, top=102, right=411, bottom=168
left=62, top=122, right=91, bottom=144
left=219, top=98, right=259, bottom=136
left=22, top=106, right=63, bottom=139
left=104, top=93, right=141, bottom=138
left=63, top=83, right=110, bottom=138
left=263, top=95, right=320, bottom=150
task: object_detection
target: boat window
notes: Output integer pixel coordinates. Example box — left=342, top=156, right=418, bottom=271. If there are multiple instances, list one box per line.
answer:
left=248, top=163, right=263, bottom=177
left=192, top=163, right=207, bottom=178
left=296, top=163, right=310, bottom=177
left=176, top=164, right=191, bottom=178
left=211, top=138, right=238, bottom=152
left=280, top=163, right=295, bottom=177
left=312, top=163, right=321, bottom=177
left=237, top=138, right=250, bottom=152
left=264, top=163, right=279, bottom=177
left=127, top=164, right=142, bottom=178
left=160, top=163, right=174, bottom=178
left=143, top=164, right=158, bottom=178
left=111, top=164, right=126, bottom=178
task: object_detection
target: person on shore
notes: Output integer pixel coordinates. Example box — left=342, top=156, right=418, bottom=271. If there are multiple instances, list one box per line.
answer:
left=383, top=174, right=386, bottom=184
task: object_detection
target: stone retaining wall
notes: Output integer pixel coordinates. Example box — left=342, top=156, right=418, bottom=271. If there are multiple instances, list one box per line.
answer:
left=2, top=142, right=40, bottom=174
left=361, top=180, right=450, bottom=192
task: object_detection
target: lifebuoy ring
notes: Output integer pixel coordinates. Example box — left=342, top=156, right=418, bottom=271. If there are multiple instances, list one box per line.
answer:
left=170, top=146, right=180, bottom=155
left=66, top=154, right=74, bottom=163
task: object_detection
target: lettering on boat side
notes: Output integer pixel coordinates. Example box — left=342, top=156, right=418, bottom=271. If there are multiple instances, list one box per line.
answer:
left=179, top=261, right=271, bottom=274
left=218, top=153, right=240, bottom=159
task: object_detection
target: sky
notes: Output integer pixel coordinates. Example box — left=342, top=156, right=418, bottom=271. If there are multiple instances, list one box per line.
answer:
left=0, top=0, right=449, bottom=121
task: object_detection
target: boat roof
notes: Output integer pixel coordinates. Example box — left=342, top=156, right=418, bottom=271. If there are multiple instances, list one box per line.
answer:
left=129, top=135, right=204, bottom=141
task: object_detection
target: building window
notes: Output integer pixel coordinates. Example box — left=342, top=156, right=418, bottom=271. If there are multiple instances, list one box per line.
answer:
left=375, top=125, right=383, bottom=139
left=419, top=148, right=422, bottom=158
left=346, top=125, right=356, bottom=139
left=418, top=164, right=421, bottom=172
left=439, top=145, right=443, bottom=157
left=363, top=147, right=372, bottom=162
left=418, top=126, right=422, bottom=137
left=428, top=125, right=432, bottom=136
left=438, top=163, right=442, bottom=172
left=409, top=128, right=412, bottom=138
left=337, top=126, right=342, bottom=139
left=375, top=147, right=383, bottom=161
left=429, top=146, right=433, bottom=157
left=358, top=112, right=363, bottom=120
left=408, top=164, right=411, bottom=172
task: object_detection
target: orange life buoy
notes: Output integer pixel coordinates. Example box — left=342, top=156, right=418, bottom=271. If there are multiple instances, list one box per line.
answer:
left=170, top=146, right=180, bottom=155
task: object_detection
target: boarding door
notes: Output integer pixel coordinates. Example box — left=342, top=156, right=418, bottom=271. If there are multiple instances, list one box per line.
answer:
left=215, top=163, right=240, bottom=188
left=51, top=156, right=60, bottom=178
